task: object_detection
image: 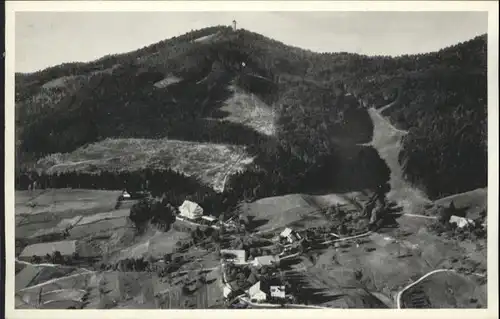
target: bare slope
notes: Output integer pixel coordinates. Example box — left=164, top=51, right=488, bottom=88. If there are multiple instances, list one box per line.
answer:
left=37, top=138, right=254, bottom=192
left=216, top=84, right=276, bottom=136
left=365, top=106, right=431, bottom=213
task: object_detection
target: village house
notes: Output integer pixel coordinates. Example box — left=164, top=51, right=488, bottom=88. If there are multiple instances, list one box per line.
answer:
left=251, top=255, right=280, bottom=268
left=220, top=249, right=247, bottom=265
left=246, top=281, right=267, bottom=302
left=450, top=215, right=475, bottom=228
left=270, top=285, right=286, bottom=299
left=279, top=227, right=301, bottom=244
left=178, top=200, right=204, bottom=220
left=121, top=190, right=131, bottom=199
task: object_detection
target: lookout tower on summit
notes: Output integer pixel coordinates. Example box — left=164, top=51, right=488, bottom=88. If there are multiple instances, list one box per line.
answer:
left=232, top=20, right=237, bottom=31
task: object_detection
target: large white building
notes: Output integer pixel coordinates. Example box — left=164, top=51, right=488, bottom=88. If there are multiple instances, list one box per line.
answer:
left=178, top=200, right=204, bottom=220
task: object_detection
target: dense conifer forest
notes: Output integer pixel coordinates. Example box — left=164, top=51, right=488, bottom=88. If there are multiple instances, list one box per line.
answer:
left=15, top=26, right=487, bottom=202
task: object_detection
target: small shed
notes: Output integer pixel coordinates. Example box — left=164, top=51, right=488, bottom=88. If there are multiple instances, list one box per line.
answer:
left=121, top=190, right=131, bottom=199
left=178, top=200, right=204, bottom=220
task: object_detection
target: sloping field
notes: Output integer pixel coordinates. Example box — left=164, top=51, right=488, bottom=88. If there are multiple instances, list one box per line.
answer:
left=39, top=299, right=84, bottom=309
left=69, top=217, right=132, bottom=240
left=434, top=188, right=487, bottom=220
left=401, top=271, right=486, bottom=308
left=16, top=189, right=121, bottom=216
left=218, top=85, right=276, bottom=136
left=116, top=229, right=190, bottom=261
left=76, top=209, right=130, bottom=226
left=57, top=215, right=84, bottom=229
left=40, top=288, right=88, bottom=303
left=18, top=271, right=94, bottom=295
left=20, top=240, right=77, bottom=259
left=240, top=194, right=326, bottom=231
left=28, top=226, right=66, bottom=240
left=303, top=221, right=480, bottom=308
left=15, top=264, right=43, bottom=290
left=23, top=266, right=79, bottom=290
left=366, top=107, right=431, bottom=214
left=36, top=139, right=253, bottom=191
left=240, top=192, right=369, bottom=232
left=16, top=189, right=122, bottom=239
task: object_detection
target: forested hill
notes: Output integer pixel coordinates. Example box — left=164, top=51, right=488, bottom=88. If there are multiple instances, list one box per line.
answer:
left=15, top=26, right=487, bottom=200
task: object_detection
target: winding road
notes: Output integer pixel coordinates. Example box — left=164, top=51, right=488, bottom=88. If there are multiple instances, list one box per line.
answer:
left=396, top=269, right=456, bottom=309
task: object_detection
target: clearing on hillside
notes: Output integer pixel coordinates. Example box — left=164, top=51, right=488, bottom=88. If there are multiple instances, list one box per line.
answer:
left=366, top=107, right=430, bottom=214
left=36, top=139, right=253, bottom=192
left=216, top=84, right=276, bottom=136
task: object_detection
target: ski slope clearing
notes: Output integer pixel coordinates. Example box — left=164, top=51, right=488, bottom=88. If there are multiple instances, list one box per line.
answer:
left=366, top=106, right=431, bottom=214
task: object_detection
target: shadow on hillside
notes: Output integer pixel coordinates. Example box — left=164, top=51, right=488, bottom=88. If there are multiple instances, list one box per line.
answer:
left=247, top=218, right=270, bottom=231
left=284, top=271, right=346, bottom=304
left=305, top=145, right=391, bottom=195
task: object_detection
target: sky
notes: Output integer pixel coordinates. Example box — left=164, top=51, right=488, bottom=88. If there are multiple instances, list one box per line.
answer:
left=15, top=11, right=488, bottom=73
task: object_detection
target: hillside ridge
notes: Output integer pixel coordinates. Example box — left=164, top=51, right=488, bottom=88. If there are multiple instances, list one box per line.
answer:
left=15, top=26, right=487, bottom=203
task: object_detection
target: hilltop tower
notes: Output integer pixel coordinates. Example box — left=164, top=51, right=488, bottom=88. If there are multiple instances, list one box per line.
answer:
left=232, top=20, right=237, bottom=31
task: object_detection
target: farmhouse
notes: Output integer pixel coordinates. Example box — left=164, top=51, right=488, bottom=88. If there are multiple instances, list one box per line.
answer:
left=252, top=255, right=280, bottom=268
left=247, top=281, right=267, bottom=302
left=20, top=240, right=77, bottom=260
left=178, top=200, right=204, bottom=220
left=450, top=215, right=474, bottom=228
left=220, top=249, right=247, bottom=265
left=279, top=227, right=301, bottom=243
left=122, top=191, right=131, bottom=199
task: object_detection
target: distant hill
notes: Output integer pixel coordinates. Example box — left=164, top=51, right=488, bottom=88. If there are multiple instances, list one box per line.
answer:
left=15, top=26, right=487, bottom=200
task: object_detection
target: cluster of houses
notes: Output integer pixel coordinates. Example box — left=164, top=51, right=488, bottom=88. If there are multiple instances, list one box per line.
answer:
left=219, top=227, right=304, bottom=304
